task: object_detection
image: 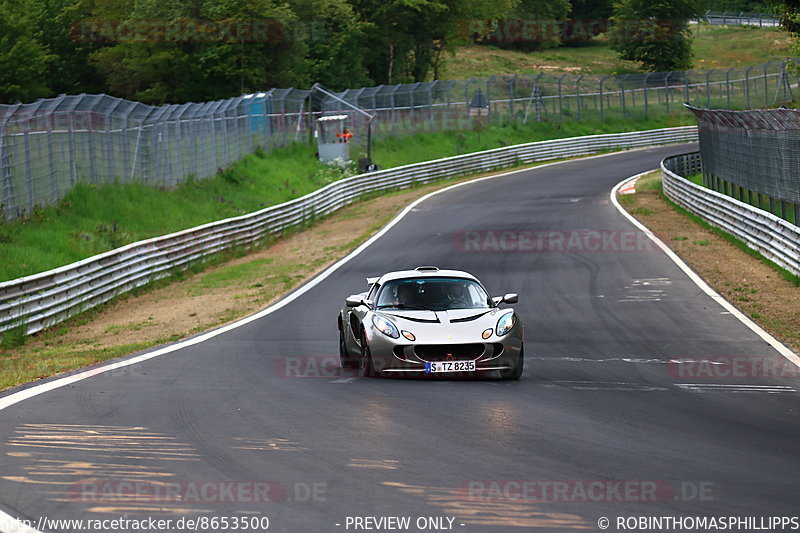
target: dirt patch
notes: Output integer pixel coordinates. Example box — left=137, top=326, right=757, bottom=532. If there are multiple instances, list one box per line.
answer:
left=620, top=172, right=800, bottom=353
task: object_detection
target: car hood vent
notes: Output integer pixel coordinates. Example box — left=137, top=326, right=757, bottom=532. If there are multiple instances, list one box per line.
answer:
left=448, top=310, right=492, bottom=323
left=384, top=310, right=440, bottom=323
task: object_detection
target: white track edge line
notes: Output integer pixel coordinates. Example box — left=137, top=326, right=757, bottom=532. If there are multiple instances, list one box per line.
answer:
left=610, top=171, right=800, bottom=369
left=0, top=145, right=685, bottom=533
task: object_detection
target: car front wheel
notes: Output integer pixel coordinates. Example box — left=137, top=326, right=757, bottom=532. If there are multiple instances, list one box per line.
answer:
left=340, top=330, right=359, bottom=368
left=360, top=331, right=377, bottom=377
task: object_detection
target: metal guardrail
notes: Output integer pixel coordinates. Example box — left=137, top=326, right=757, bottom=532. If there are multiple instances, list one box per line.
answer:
left=0, top=126, right=698, bottom=337
left=699, top=11, right=780, bottom=27
left=662, top=152, right=800, bottom=276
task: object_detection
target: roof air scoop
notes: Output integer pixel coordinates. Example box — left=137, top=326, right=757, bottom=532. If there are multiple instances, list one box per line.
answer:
left=415, top=266, right=440, bottom=272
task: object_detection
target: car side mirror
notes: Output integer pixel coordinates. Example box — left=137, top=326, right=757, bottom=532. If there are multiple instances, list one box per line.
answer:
left=492, top=293, right=519, bottom=305
left=346, top=296, right=363, bottom=307
left=346, top=296, right=373, bottom=308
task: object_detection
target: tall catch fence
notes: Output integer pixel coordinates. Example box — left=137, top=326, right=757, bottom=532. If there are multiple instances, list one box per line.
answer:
left=687, top=105, right=800, bottom=225
left=0, top=59, right=795, bottom=220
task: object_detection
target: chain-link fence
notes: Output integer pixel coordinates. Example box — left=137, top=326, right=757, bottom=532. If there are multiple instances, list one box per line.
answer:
left=687, top=104, right=800, bottom=225
left=1, top=59, right=796, bottom=220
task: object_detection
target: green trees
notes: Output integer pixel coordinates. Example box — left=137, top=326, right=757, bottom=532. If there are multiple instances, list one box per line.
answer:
left=85, top=0, right=309, bottom=103
left=0, top=0, right=52, bottom=102
left=765, top=0, right=800, bottom=66
left=609, top=0, right=706, bottom=72
left=706, top=0, right=771, bottom=11
left=350, top=0, right=518, bottom=84
left=0, top=0, right=747, bottom=104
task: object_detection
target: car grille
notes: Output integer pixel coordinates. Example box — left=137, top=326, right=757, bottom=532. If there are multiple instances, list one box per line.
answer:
left=414, top=344, right=485, bottom=362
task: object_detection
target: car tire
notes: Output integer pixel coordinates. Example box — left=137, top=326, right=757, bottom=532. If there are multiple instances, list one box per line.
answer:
left=499, top=345, right=524, bottom=381
left=360, top=331, right=378, bottom=377
left=340, top=330, right=358, bottom=368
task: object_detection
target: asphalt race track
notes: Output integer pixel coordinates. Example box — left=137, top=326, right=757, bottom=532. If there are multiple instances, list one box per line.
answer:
left=1, top=143, right=799, bottom=533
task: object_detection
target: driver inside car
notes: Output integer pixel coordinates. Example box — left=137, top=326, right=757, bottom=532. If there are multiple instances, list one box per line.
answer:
left=444, top=283, right=470, bottom=308
left=393, top=283, right=417, bottom=307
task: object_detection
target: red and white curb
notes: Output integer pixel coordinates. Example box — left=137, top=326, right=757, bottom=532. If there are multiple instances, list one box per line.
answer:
left=618, top=176, right=641, bottom=195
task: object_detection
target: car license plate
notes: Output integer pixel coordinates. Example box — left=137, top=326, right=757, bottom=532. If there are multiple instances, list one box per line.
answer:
left=425, top=360, right=476, bottom=373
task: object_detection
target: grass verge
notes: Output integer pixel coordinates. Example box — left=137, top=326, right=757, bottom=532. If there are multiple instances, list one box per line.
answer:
left=441, top=25, right=790, bottom=78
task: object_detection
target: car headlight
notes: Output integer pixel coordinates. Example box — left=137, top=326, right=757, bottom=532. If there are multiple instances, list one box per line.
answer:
left=372, top=314, right=400, bottom=339
left=495, top=311, right=515, bottom=337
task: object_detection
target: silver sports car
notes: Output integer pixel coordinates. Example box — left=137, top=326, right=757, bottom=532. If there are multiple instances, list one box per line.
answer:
left=337, top=266, right=524, bottom=379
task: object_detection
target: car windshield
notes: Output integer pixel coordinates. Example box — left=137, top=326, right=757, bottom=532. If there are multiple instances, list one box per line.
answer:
left=376, top=277, right=492, bottom=311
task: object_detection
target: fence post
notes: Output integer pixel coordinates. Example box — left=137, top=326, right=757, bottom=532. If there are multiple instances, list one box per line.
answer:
left=21, top=130, right=34, bottom=213
left=745, top=65, right=754, bottom=108
left=599, top=75, right=608, bottom=121
left=620, top=74, right=628, bottom=119
left=465, top=79, right=473, bottom=128
left=684, top=72, right=690, bottom=103
left=664, top=71, right=673, bottom=114
left=643, top=73, right=651, bottom=118
left=509, top=75, right=517, bottom=119
left=410, top=82, right=419, bottom=132
left=47, top=115, right=57, bottom=203
left=0, top=127, right=15, bottom=219
left=427, top=81, right=436, bottom=129
left=705, top=69, right=713, bottom=108
left=485, top=77, right=494, bottom=124
left=764, top=62, right=770, bottom=107
left=86, top=117, right=97, bottom=185
left=390, top=85, right=399, bottom=135
left=576, top=75, right=583, bottom=121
